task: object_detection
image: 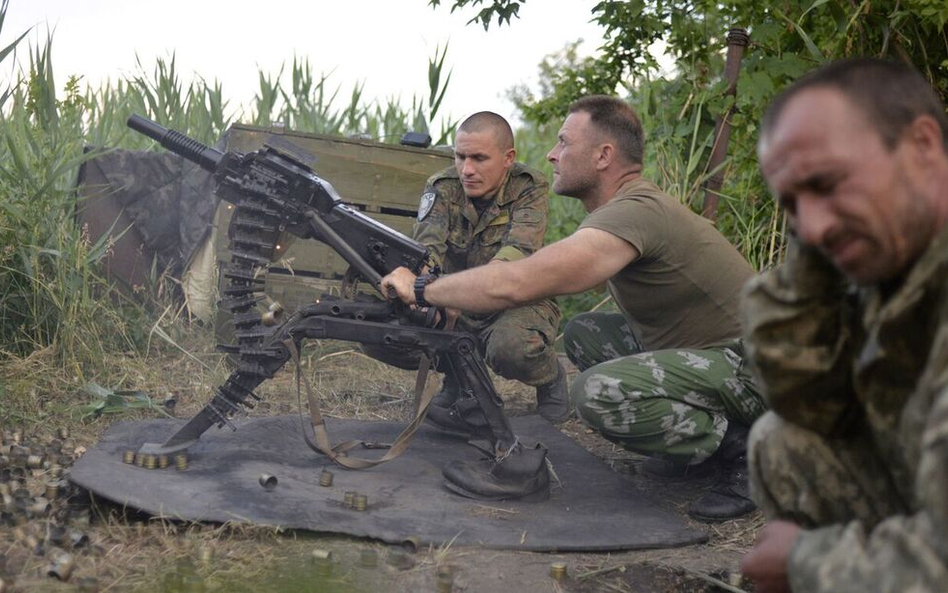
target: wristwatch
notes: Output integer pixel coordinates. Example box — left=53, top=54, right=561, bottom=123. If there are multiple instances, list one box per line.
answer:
left=413, top=273, right=438, bottom=308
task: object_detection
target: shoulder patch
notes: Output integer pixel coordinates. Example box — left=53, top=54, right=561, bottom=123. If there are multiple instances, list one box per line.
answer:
left=418, top=192, right=437, bottom=221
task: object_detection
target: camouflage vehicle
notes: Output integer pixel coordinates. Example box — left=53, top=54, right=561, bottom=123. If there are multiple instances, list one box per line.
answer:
left=76, top=124, right=453, bottom=338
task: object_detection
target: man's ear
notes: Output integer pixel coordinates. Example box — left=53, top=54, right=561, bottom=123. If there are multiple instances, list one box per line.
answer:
left=906, top=115, right=945, bottom=165
left=596, top=143, right=614, bottom=171
left=504, top=148, right=516, bottom=168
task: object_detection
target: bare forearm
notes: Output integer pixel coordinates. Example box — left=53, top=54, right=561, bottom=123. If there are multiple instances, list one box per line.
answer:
left=426, top=261, right=537, bottom=313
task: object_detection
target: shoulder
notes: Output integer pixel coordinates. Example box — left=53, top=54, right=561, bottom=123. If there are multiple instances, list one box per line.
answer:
left=508, top=162, right=549, bottom=189
left=425, top=166, right=461, bottom=190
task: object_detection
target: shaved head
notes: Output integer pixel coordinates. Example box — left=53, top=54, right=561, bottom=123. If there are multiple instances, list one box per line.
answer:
left=458, top=111, right=514, bottom=152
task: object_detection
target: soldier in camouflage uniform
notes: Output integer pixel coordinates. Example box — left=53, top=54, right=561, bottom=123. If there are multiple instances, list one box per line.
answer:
left=739, top=59, right=948, bottom=591
left=392, top=111, right=568, bottom=423
left=383, top=97, right=765, bottom=518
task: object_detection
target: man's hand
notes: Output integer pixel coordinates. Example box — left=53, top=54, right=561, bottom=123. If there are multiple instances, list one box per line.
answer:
left=740, top=520, right=801, bottom=592
left=380, top=267, right=417, bottom=306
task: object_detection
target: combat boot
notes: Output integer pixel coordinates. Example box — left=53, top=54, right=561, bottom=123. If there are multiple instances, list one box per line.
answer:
left=425, top=394, right=493, bottom=440
left=442, top=442, right=550, bottom=501
left=535, top=362, right=571, bottom=423
left=430, top=372, right=461, bottom=409
left=687, top=423, right=757, bottom=522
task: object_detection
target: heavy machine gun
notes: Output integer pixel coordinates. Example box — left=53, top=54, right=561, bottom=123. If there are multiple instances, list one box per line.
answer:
left=127, top=115, right=547, bottom=500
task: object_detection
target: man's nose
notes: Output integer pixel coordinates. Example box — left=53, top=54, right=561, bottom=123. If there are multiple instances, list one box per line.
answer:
left=461, top=159, right=476, bottom=176
left=794, top=195, right=836, bottom=248
left=546, top=146, right=558, bottom=163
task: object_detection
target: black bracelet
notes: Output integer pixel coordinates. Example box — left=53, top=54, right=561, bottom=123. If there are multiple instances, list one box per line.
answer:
left=414, top=273, right=437, bottom=308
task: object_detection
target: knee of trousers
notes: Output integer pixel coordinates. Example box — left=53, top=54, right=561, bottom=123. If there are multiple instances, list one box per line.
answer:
left=483, top=327, right=557, bottom=383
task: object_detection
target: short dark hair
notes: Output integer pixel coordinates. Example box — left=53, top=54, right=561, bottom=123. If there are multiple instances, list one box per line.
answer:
left=458, top=111, right=514, bottom=151
left=762, top=58, right=948, bottom=152
left=568, top=96, right=645, bottom=165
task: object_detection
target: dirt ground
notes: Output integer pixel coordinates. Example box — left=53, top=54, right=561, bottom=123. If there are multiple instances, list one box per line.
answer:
left=0, top=345, right=760, bottom=592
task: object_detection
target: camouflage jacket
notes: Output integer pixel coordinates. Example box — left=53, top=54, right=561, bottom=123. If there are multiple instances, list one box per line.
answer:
left=412, top=163, right=550, bottom=273
left=742, top=230, right=948, bottom=591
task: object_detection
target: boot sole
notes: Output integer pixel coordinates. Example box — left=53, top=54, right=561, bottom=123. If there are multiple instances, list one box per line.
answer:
left=443, top=479, right=551, bottom=502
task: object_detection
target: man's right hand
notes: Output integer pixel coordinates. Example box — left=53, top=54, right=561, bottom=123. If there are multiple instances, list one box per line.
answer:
left=380, top=267, right=417, bottom=306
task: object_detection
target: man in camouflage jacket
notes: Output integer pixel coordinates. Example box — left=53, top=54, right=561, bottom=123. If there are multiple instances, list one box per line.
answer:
left=413, top=111, right=567, bottom=423
left=740, top=59, right=948, bottom=591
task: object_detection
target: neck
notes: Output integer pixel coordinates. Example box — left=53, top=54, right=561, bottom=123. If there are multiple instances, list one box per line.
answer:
left=582, top=167, right=643, bottom=213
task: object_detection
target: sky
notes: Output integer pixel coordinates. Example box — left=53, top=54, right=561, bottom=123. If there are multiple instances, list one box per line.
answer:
left=1, top=0, right=608, bottom=130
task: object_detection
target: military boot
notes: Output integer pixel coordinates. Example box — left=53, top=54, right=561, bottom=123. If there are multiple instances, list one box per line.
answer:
left=430, top=372, right=461, bottom=409
left=442, top=443, right=550, bottom=501
left=535, top=362, right=571, bottom=423
left=687, top=423, right=757, bottom=522
left=425, top=394, right=493, bottom=440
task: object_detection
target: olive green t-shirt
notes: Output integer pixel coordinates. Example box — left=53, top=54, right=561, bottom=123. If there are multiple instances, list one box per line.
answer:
left=578, top=177, right=754, bottom=351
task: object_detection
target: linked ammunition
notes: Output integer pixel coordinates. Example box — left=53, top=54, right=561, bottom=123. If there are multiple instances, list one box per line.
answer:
left=175, top=454, right=188, bottom=470
left=344, top=491, right=356, bottom=508
left=144, top=455, right=158, bottom=470
left=158, top=455, right=170, bottom=469
left=354, top=494, right=368, bottom=511
left=123, top=451, right=136, bottom=464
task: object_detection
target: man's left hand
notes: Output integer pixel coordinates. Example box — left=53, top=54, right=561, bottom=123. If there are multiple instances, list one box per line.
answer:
left=380, top=267, right=417, bottom=305
left=740, top=520, right=801, bottom=593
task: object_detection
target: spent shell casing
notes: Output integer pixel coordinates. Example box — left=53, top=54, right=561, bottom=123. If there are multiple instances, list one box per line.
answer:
left=50, top=466, right=64, bottom=478
left=158, top=455, right=170, bottom=469
left=0, top=483, right=9, bottom=497
left=48, top=553, right=75, bottom=581
left=436, top=573, right=455, bottom=593
left=57, top=427, right=70, bottom=440
left=30, top=498, right=51, bottom=516
left=354, top=494, right=368, bottom=511
left=258, top=474, right=278, bottom=491
left=311, top=549, right=333, bottom=561
left=343, top=491, right=356, bottom=508
left=26, top=455, right=43, bottom=469
left=550, top=562, right=567, bottom=581
left=358, top=549, right=378, bottom=568
left=319, top=469, right=334, bottom=487
left=123, top=451, right=135, bottom=464
left=11, top=430, right=21, bottom=445
left=45, top=481, right=60, bottom=499
left=47, top=524, right=67, bottom=545
left=174, top=454, right=188, bottom=470
left=70, top=531, right=90, bottom=548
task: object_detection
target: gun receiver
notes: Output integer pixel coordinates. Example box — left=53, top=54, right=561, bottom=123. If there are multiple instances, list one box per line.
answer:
left=127, top=114, right=428, bottom=284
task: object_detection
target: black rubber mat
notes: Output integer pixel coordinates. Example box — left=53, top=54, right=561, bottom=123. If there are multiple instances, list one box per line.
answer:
left=70, top=416, right=707, bottom=551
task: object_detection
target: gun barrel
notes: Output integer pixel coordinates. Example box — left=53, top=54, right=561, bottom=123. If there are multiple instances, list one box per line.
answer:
left=127, top=114, right=223, bottom=172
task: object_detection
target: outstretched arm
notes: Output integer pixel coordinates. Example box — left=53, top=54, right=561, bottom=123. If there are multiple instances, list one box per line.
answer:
left=381, top=227, right=639, bottom=313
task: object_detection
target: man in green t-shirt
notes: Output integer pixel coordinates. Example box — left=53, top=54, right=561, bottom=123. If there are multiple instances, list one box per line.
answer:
left=382, top=96, right=764, bottom=520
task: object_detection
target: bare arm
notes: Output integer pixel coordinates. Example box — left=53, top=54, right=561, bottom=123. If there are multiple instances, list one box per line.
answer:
left=381, top=227, right=639, bottom=313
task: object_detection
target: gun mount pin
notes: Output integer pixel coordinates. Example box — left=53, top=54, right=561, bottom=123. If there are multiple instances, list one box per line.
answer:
left=259, top=474, right=278, bottom=491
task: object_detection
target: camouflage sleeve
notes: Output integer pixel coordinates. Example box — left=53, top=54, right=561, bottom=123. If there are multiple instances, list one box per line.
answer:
left=411, top=185, right=449, bottom=270
left=740, top=239, right=858, bottom=436
left=491, top=176, right=550, bottom=263
left=788, top=357, right=948, bottom=591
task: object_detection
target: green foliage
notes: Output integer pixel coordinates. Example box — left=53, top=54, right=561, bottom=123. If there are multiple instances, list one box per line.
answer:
left=0, top=1, right=457, bottom=380
left=428, top=0, right=526, bottom=30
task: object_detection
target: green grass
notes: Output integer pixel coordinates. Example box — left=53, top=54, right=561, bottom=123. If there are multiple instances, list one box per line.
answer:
left=0, top=3, right=784, bottom=418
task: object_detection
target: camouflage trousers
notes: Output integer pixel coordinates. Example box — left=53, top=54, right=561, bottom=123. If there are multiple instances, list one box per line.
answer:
left=564, top=312, right=765, bottom=465
left=363, top=300, right=561, bottom=387
left=747, top=412, right=945, bottom=592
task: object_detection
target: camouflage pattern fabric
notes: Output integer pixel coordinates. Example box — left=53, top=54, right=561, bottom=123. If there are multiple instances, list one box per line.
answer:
left=564, top=312, right=764, bottom=465
left=414, top=163, right=550, bottom=271
left=741, top=232, right=948, bottom=592
left=410, top=164, right=561, bottom=386
left=86, top=150, right=216, bottom=274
